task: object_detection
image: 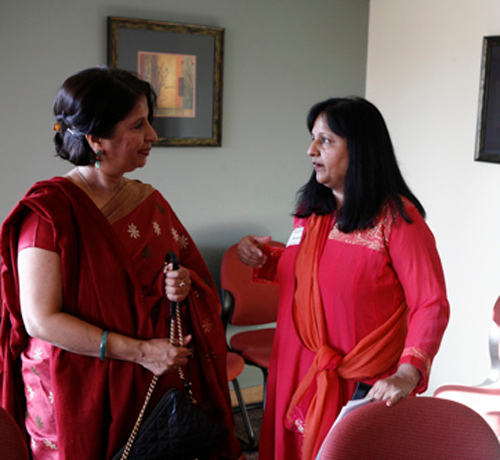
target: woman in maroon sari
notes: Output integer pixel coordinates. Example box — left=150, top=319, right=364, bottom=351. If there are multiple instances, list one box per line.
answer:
left=0, top=67, right=241, bottom=459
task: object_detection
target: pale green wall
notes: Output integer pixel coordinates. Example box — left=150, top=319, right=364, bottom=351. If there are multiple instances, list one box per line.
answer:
left=0, top=0, right=369, bottom=387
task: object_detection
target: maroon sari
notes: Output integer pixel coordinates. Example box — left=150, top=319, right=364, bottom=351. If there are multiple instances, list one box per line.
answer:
left=0, top=177, right=240, bottom=459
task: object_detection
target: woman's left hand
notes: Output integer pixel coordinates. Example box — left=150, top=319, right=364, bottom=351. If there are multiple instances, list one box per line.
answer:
left=367, top=363, right=421, bottom=407
left=164, top=264, right=192, bottom=302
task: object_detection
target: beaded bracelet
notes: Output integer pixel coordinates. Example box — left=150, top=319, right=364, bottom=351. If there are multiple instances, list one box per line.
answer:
left=99, top=330, right=109, bottom=361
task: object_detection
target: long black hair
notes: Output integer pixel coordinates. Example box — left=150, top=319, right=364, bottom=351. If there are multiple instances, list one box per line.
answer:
left=295, top=97, right=425, bottom=233
left=53, top=66, right=157, bottom=166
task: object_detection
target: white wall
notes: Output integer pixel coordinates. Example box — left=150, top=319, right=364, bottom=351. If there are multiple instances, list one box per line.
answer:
left=0, top=0, right=369, bottom=387
left=367, top=0, right=500, bottom=393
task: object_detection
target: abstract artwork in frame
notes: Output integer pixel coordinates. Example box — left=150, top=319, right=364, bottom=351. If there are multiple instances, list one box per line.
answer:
left=475, top=35, right=500, bottom=163
left=108, top=17, right=224, bottom=147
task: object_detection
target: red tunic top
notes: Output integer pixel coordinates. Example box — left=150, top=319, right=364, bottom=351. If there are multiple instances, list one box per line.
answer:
left=259, top=202, right=450, bottom=460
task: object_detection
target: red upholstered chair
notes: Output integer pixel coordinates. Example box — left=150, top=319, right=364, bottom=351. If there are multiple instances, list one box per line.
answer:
left=434, top=296, right=500, bottom=436
left=316, top=397, right=500, bottom=460
left=226, top=350, right=257, bottom=450
left=0, top=406, right=30, bottom=460
left=221, top=241, right=284, bottom=408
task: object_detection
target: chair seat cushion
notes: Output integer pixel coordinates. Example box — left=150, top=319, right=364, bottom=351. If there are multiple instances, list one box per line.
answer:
left=230, top=328, right=275, bottom=368
left=0, top=407, right=30, bottom=459
left=226, top=352, right=245, bottom=382
left=318, top=397, right=500, bottom=460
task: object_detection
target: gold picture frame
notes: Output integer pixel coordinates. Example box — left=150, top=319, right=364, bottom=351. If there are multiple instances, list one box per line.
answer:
left=108, top=17, right=224, bottom=147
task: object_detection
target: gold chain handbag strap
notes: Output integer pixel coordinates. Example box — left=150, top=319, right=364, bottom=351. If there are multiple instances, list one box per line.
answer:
left=120, top=374, right=159, bottom=460
left=171, top=301, right=196, bottom=403
left=120, top=300, right=191, bottom=460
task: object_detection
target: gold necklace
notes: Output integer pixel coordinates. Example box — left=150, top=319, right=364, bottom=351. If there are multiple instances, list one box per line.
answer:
left=75, top=167, right=125, bottom=196
left=76, top=167, right=94, bottom=195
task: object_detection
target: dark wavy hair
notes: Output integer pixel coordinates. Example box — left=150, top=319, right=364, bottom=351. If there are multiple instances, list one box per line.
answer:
left=53, top=67, right=157, bottom=165
left=295, top=97, right=425, bottom=233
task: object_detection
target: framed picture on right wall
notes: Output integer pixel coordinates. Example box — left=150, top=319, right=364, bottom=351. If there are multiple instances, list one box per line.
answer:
left=475, top=35, right=500, bottom=163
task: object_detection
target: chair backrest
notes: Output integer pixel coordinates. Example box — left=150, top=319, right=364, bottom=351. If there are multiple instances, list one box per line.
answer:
left=487, top=296, right=500, bottom=385
left=220, top=241, right=284, bottom=326
left=0, top=406, right=30, bottom=460
left=318, top=397, right=500, bottom=460
left=494, top=296, right=500, bottom=327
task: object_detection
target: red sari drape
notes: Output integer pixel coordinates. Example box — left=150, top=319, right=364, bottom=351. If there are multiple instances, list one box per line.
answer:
left=0, top=177, right=241, bottom=459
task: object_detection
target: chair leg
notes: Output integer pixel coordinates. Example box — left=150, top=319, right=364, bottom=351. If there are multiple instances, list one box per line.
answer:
left=232, top=378, right=258, bottom=451
left=262, top=368, right=268, bottom=410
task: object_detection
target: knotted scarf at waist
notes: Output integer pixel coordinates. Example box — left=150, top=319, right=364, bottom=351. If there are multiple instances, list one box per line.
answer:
left=285, top=301, right=409, bottom=459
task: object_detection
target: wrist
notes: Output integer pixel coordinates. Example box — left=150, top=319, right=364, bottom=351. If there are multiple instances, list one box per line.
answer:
left=104, top=332, right=144, bottom=364
left=397, top=363, right=421, bottom=386
left=132, top=338, right=149, bottom=364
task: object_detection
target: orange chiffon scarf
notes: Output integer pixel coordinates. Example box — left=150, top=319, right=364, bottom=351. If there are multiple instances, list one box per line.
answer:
left=285, top=213, right=408, bottom=459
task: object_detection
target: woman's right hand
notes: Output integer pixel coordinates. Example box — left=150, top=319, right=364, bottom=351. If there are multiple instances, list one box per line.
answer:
left=137, top=335, right=193, bottom=375
left=237, top=235, right=272, bottom=268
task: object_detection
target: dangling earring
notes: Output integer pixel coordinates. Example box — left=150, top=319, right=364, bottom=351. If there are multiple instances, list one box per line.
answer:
left=95, top=150, right=102, bottom=170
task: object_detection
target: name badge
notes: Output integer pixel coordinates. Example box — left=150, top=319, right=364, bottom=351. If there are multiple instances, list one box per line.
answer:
left=287, top=227, right=304, bottom=247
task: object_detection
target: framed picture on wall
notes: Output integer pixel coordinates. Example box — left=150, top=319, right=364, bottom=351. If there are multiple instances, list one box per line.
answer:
left=107, top=17, right=224, bottom=147
left=475, top=35, right=500, bottom=163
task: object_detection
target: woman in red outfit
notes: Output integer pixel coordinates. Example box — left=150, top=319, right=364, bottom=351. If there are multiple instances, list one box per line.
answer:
left=238, top=97, right=449, bottom=460
left=0, top=67, right=241, bottom=459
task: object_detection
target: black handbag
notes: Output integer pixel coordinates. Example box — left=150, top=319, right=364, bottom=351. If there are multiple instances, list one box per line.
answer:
left=112, top=386, right=227, bottom=460
left=113, top=252, right=227, bottom=460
